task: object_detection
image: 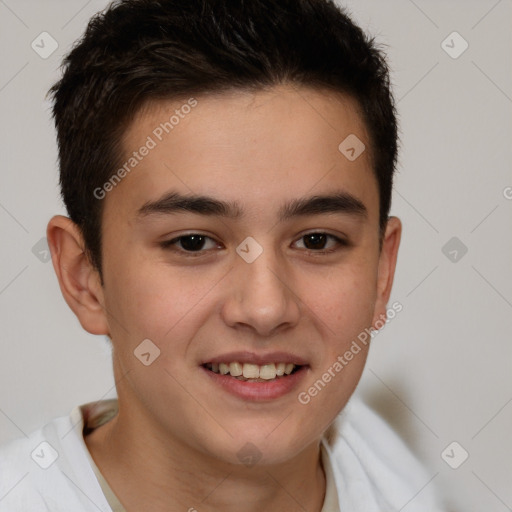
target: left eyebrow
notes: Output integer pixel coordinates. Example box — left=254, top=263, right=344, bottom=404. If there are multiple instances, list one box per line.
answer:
left=136, top=190, right=368, bottom=221
left=278, top=192, right=367, bottom=221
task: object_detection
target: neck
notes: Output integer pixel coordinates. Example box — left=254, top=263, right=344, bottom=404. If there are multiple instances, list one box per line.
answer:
left=84, top=398, right=326, bottom=512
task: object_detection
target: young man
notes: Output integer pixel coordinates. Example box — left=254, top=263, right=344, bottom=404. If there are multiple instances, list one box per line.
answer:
left=0, top=0, right=444, bottom=510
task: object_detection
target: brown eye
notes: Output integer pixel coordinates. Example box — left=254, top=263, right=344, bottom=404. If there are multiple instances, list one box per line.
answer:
left=303, top=233, right=328, bottom=250
left=160, top=234, right=218, bottom=254
left=294, top=232, right=346, bottom=253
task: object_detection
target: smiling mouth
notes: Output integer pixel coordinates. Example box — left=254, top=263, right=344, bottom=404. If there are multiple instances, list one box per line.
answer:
left=203, top=362, right=303, bottom=382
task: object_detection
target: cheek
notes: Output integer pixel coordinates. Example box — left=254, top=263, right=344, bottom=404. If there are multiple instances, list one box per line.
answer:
left=305, top=259, right=378, bottom=341
left=296, top=271, right=374, bottom=432
left=295, top=259, right=376, bottom=409
left=102, top=252, right=221, bottom=357
left=102, top=253, right=175, bottom=340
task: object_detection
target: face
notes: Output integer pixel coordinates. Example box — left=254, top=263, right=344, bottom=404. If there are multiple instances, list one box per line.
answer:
left=89, top=85, right=399, bottom=465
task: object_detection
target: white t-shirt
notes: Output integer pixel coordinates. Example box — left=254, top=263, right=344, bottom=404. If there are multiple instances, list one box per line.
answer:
left=0, top=396, right=445, bottom=511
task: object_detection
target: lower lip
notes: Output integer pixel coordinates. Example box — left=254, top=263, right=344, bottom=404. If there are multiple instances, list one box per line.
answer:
left=201, top=365, right=308, bottom=401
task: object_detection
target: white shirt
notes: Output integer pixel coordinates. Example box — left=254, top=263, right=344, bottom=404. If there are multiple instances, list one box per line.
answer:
left=0, top=396, right=444, bottom=511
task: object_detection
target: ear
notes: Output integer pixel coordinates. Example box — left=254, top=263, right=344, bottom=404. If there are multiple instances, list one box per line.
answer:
left=371, top=216, right=402, bottom=328
left=46, top=215, right=110, bottom=335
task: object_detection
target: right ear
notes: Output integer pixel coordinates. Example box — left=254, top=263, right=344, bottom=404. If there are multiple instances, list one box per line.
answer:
left=46, top=215, right=110, bottom=335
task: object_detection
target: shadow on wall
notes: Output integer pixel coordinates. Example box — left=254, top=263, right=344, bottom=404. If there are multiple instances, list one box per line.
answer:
left=358, top=381, right=423, bottom=453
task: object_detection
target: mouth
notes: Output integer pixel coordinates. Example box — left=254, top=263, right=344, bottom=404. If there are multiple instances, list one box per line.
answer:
left=200, top=356, right=309, bottom=401
left=202, top=361, right=303, bottom=382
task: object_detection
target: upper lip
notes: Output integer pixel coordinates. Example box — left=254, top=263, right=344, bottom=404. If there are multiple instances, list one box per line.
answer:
left=201, top=351, right=309, bottom=366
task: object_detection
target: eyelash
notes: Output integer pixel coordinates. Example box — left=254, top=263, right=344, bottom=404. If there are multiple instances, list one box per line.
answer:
left=159, top=232, right=348, bottom=257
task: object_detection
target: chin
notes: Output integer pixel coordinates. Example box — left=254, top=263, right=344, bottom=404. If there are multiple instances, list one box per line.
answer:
left=211, top=422, right=316, bottom=467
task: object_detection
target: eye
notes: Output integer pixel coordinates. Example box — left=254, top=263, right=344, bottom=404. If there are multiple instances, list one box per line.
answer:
left=293, top=232, right=347, bottom=253
left=160, top=231, right=348, bottom=257
left=160, top=234, right=220, bottom=255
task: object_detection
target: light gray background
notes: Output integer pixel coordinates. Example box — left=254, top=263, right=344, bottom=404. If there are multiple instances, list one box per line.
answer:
left=0, top=1, right=511, bottom=511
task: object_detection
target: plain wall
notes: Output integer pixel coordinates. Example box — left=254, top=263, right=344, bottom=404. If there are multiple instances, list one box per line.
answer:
left=0, top=1, right=510, bottom=511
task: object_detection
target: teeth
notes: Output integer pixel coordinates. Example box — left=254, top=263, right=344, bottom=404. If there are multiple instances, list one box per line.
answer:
left=229, top=362, right=243, bottom=377
left=243, top=363, right=259, bottom=379
left=259, top=364, right=276, bottom=380
left=207, top=361, right=299, bottom=379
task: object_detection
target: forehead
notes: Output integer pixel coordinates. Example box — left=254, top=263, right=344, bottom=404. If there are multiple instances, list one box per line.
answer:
left=104, top=84, right=378, bottom=226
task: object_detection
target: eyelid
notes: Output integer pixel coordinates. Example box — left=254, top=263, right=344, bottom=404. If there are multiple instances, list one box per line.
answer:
left=292, top=231, right=348, bottom=253
left=159, top=232, right=220, bottom=252
left=159, top=230, right=349, bottom=256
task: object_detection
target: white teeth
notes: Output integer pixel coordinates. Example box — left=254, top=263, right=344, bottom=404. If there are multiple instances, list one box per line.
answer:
left=229, top=362, right=243, bottom=377
left=276, top=363, right=285, bottom=376
left=242, top=363, right=260, bottom=379
left=259, top=364, right=277, bottom=380
left=207, top=361, right=299, bottom=379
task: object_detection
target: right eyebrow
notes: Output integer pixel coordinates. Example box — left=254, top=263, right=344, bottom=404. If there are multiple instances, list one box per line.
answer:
left=136, top=191, right=243, bottom=219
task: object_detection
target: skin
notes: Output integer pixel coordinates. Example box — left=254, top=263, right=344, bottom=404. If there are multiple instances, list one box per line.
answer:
left=47, top=84, right=401, bottom=512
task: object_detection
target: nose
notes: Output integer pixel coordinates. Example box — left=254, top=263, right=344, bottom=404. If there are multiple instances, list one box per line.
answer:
left=221, top=244, right=301, bottom=338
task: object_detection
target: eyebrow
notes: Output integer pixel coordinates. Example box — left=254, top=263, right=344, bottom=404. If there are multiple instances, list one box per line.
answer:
left=136, top=190, right=367, bottom=222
